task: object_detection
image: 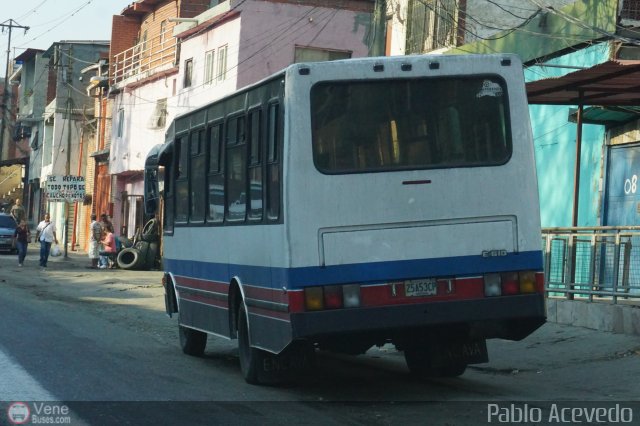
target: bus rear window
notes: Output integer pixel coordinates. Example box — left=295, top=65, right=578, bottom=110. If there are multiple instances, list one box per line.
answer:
left=310, top=77, right=511, bottom=173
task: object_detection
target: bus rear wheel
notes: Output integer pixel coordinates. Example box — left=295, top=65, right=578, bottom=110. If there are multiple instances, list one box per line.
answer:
left=237, top=304, right=268, bottom=384
left=179, top=324, right=207, bottom=356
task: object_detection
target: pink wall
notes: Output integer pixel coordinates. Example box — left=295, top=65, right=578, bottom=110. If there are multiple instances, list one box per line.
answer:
left=176, top=0, right=372, bottom=110
left=234, top=1, right=371, bottom=88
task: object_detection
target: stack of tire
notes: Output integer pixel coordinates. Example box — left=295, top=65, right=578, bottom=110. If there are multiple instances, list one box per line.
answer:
left=117, top=219, right=159, bottom=270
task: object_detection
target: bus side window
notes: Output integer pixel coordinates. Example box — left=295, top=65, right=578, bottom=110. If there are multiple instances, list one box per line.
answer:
left=207, top=123, right=224, bottom=223
left=175, top=136, right=189, bottom=223
left=267, top=102, right=280, bottom=221
left=225, top=115, right=247, bottom=222
left=190, top=129, right=206, bottom=223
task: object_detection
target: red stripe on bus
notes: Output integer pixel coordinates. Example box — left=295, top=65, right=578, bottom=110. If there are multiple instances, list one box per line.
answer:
left=181, top=292, right=229, bottom=309
left=175, top=276, right=228, bottom=293
left=287, top=277, right=485, bottom=312
left=243, top=284, right=289, bottom=305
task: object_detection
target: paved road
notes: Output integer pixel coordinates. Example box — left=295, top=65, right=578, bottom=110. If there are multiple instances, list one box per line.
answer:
left=1, top=246, right=639, bottom=425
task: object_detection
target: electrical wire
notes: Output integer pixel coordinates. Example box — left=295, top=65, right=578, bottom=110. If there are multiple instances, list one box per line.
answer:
left=117, top=5, right=333, bottom=107
left=16, top=0, right=51, bottom=21
left=15, top=0, right=95, bottom=48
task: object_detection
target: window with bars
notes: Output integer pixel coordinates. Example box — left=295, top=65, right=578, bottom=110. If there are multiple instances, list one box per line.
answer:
left=622, top=0, right=640, bottom=21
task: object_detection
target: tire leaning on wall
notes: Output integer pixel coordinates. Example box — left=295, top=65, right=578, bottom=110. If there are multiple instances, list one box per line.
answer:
left=117, top=248, right=144, bottom=270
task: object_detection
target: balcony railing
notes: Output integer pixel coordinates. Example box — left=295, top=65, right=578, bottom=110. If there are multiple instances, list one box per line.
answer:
left=112, top=28, right=178, bottom=84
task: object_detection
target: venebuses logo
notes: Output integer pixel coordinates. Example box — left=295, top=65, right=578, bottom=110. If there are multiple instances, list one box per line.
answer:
left=7, top=402, right=30, bottom=425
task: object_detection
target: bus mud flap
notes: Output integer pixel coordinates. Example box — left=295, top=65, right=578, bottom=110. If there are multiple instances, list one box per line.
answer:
left=164, top=274, right=178, bottom=317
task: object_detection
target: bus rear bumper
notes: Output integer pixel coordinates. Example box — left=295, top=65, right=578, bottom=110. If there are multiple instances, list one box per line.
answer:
left=290, top=294, right=546, bottom=342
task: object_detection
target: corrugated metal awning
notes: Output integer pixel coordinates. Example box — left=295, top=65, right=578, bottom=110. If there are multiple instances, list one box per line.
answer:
left=527, top=60, right=640, bottom=106
left=568, top=106, right=640, bottom=126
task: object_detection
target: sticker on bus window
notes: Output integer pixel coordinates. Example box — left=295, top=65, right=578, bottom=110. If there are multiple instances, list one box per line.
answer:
left=476, top=80, right=503, bottom=98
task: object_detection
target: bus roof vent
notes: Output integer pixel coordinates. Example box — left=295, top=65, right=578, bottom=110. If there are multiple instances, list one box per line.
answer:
left=299, top=67, right=311, bottom=75
left=401, top=63, right=412, bottom=71
left=429, top=61, right=440, bottom=70
left=501, top=58, right=512, bottom=66
left=373, top=63, right=384, bottom=72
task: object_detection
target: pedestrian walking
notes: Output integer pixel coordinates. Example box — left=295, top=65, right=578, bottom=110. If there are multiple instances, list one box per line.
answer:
left=10, top=198, right=26, bottom=224
left=35, top=213, right=58, bottom=269
left=13, top=220, right=30, bottom=266
left=88, top=214, right=103, bottom=269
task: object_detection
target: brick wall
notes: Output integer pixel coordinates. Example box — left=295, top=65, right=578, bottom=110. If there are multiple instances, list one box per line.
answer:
left=179, top=0, right=212, bottom=18
left=110, top=15, right=140, bottom=67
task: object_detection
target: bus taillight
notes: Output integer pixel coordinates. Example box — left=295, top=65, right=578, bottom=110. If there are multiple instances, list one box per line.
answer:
left=518, top=271, right=537, bottom=293
left=304, top=284, right=362, bottom=311
left=501, top=272, right=520, bottom=295
left=324, top=286, right=343, bottom=309
left=342, top=284, right=361, bottom=308
left=484, top=271, right=540, bottom=297
left=305, top=287, right=324, bottom=311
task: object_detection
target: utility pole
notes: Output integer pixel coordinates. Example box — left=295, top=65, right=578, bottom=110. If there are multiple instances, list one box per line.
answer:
left=64, top=45, right=73, bottom=259
left=0, top=19, right=29, bottom=161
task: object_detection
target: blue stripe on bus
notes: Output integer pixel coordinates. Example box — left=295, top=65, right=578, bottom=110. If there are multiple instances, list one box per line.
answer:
left=165, top=250, right=543, bottom=290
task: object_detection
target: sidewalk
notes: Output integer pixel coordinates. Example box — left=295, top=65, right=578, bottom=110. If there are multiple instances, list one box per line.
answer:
left=5, top=242, right=157, bottom=273
left=0, top=243, right=165, bottom=314
left=11, top=242, right=97, bottom=270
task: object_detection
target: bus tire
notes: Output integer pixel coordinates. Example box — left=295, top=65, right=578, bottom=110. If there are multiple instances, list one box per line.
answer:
left=237, top=304, right=267, bottom=385
left=179, top=325, right=207, bottom=356
left=404, top=346, right=467, bottom=378
left=117, top=248, right=143, bottom=270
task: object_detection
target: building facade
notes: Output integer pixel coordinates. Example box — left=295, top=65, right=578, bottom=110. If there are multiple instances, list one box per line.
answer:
left=38, top=41, right=110, bottom=249
left=108, top=0, right=375, bottom=239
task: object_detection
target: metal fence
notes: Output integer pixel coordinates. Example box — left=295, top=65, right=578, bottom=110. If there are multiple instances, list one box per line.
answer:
left=542, top=227, right=640, bottom=303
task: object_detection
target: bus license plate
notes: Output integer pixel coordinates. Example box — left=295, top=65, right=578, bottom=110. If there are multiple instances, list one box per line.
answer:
left=405, top=279, right=437, bottom=297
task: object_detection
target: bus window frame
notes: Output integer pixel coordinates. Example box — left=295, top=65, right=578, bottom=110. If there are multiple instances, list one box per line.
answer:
left=174, top=133, right=190, bottom=224
left=247, top=105, right=264, bottom=222
left=266, top=100, right=282, bottom=222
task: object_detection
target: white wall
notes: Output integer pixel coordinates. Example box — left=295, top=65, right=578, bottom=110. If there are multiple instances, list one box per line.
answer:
left=110, top=78, right=174, bottom=174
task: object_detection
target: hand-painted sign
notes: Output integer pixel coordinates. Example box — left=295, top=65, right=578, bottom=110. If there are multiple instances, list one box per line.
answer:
left=45, top=175, right=86, bottom=202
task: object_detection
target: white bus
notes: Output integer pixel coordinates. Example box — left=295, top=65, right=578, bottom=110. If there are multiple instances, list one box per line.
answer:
left=145, top=54, right=545, bottom=384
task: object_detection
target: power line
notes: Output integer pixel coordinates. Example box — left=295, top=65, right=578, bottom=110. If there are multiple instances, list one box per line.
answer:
left=16, top=0, right=51, bottom=21
left=15, top=0, right=95, bottom=48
